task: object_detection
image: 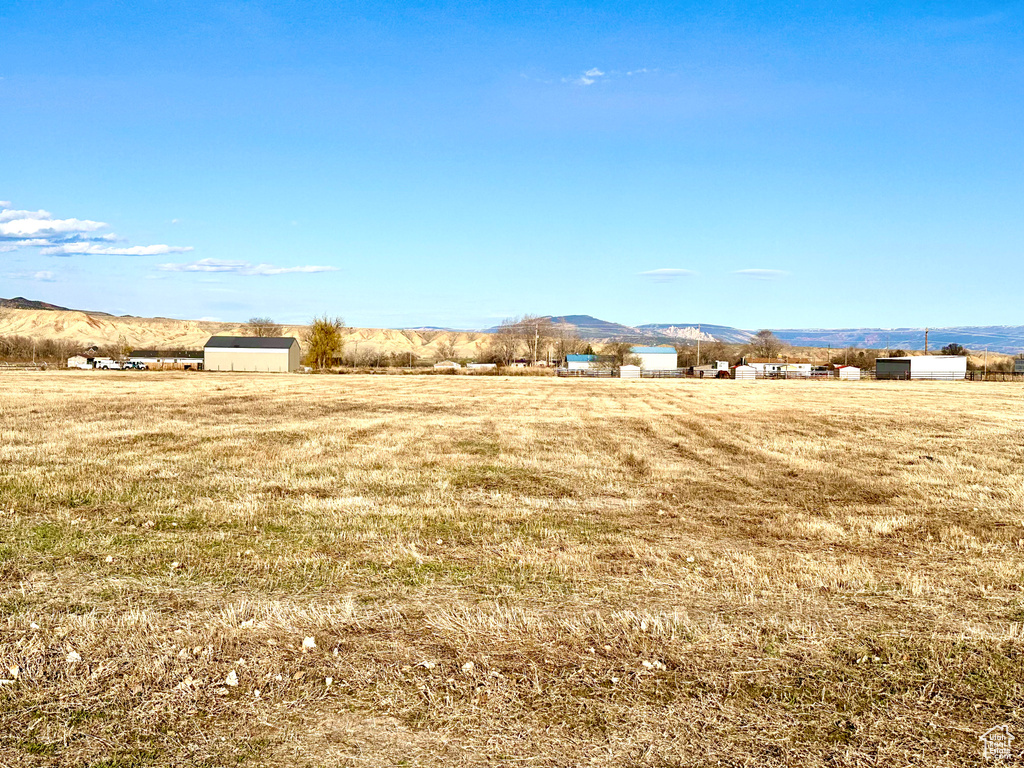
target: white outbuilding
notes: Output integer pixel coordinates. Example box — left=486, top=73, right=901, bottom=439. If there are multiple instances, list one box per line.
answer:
left=204, top=336, right=301, bottom=372
left=733, top=364, right=756, bottom=380
left=434, top=360, right=461, bottom=369
left=619, top=364, right=641, bottom=379
left=875, top=355, right=966, bottom=380
left=630, top=346, right=677, bottom=371
left=836, top=365, right=861, bottom=380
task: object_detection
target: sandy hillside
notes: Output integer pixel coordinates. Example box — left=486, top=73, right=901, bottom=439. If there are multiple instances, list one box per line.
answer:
left=0, top=308, right=492, bottom=359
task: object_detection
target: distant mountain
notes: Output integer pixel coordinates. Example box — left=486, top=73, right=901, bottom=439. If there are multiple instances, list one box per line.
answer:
left=771, top=326, right=1024, bottom=354
left=0, top=296, right=111, bottom=315
left=637, top=323, right=752, bottom=344
left=1, top=296, right=72, bottom=311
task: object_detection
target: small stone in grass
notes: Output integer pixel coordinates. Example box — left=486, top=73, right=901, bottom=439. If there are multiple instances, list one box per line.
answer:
left=225, top=670, right=239, bottom=687
left=253, top=689, right=261, bottom=698
left=461, top=661, right=475, bottom=674
left=66, top=651, right=82, bottom=664
left=170, top=562, right=180, bottom=570
left=29, top=622, right=39, bottom=630
left=686, top=556, right=695, bottom=563
left=105, top=556, right=113, bottom=563
left=325, top=677, right=333, bottom=687
left=302, top=636, right=316, bottom=651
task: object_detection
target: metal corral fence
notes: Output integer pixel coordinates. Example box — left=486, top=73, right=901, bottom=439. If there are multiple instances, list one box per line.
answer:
left=556, top=368, right=1024, bottom=381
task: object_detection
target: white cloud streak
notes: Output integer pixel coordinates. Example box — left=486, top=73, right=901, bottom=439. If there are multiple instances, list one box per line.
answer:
left=733, top=269, right=788, bottom=280
left=43, top=244, right=194, bottom=256
left=640, top=268, right=697, bottom=283
left=158, top=258, right=339, bottom=276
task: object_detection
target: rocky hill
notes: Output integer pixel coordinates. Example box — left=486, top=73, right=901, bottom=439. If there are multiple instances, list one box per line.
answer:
left=0, top=307, right=492, bottom=360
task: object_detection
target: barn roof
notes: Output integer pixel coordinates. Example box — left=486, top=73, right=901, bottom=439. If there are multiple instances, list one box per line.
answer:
left=204, top=336, right=298, bottom=349
left=630, top=346, right=676, bottom=354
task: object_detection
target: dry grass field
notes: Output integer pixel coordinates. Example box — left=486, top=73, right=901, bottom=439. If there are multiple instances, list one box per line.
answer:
left=2, top=373, right=1024, bottom=767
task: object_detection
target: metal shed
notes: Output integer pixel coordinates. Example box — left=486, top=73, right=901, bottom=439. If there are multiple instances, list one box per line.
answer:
left=733, top=364, right=756, bottom=380
left=836, top=365, right=861, bottom=380
left=876, top=355, right=966, bottom=380
left=203, top=336, right=301, bottom=372
left=619, top=364, right=641, bottom=379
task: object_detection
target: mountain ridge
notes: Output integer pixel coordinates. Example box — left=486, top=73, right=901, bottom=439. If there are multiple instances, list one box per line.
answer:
left=3, top=300, right=1023, bottom=353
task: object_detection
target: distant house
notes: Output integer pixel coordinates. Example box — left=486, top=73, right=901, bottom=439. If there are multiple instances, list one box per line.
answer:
left=67, top=355, right=90, bottom=370
left=1016, top=357, right=1024, bottom=374
left=129, top=350, right=204, bottom=370
left=204, top=336, right=301, bottom=373
left=630, top=346, right=677, bottom=371
left=744, top=358, right=813, bottom=377
left=876, top=355, right=966, bottom=380
left=565, top=354, right=614, bottom=370
left=434, top=360, right=461, bottom=369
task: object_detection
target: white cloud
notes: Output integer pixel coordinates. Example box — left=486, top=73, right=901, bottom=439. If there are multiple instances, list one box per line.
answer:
left=640, top=268, right=697, bottom=283
left=0, top=201, right=191, bottom=257
left=0, top=245, right=17, bottom=253
left=43, top=244, right=194, bottom=256
left=733, top=269, right=787, bottom=280
left=0, top=209, right=51, bottom=223
left=584, top=68, right=604, bottom=77
left=3, top=270, right=57, bottom=282
left=0, top=217, right=107, bottom=237
left=0, top=201, right=10, bottom=208
left=158, top=258, right=339, bottom=276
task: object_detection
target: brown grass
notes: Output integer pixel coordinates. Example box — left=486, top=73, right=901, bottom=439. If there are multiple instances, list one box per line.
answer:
left=2, top=372, right=1023, bottom=766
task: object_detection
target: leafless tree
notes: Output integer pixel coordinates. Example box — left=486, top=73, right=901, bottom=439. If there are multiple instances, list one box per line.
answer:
left=488, top=318, right=523, bottom=366
left=436, top=335, right=459, bottom=361
left=748, top=329, right=785, bottom=359
left=553, top=321, right=586, bottom=364
left=247, top=317, right=283, bottom=337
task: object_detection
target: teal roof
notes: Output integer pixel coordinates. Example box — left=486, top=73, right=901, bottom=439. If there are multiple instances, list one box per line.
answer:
left=630, top=346, right=676, bottom=354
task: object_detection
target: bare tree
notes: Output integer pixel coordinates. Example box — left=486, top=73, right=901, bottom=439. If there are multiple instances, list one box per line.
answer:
left=436, top=334, right=460, bottom=361
left=553, top=321, right=586, bottom=364
left=302, top=315, right=345, bottom=369
left=113, top=334, right=132, bottom=363
left=748, top=329, right=784, bottom=359
left=247, top=317, right=282, bottom=337
left=488, top=318, right=522, bottom=366
left=515, top=315, right=553, bottom=365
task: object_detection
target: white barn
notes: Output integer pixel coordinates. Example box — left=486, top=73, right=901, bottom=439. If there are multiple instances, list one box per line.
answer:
left=204, top=336, right=301, bottom=372
left=630, top=346, right=677, bottom=371
left=876, top=355, right=966, bottom=380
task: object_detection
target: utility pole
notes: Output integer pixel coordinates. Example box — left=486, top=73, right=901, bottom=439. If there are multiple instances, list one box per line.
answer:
left=924, top=328, right=929, bottom=353
left=696, top=324, right=701, bottom=368
left=985, top=346, right=988, bottom=378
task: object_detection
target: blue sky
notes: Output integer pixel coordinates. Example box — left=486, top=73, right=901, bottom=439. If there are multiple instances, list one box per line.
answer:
left=2, top=1, right=1022, bottom=329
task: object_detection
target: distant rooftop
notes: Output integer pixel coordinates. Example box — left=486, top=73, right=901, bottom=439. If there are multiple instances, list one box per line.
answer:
left=630, top=346, right=676, bottom=354
left=204, top=336, right=298, bottom=349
